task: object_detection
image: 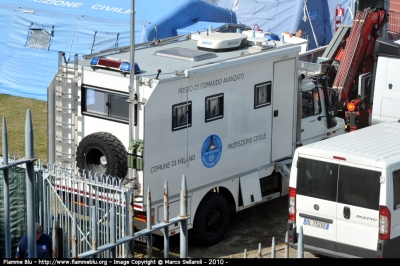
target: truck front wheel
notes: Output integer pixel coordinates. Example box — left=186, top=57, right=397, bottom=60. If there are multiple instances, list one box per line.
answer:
left=76, top=132, right=127, bottom=179
left=192, top=192, right=230, bottom=246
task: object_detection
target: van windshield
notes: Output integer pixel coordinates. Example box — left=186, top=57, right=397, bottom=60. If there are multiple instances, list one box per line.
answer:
left=297, top=157, right=381, bottom=210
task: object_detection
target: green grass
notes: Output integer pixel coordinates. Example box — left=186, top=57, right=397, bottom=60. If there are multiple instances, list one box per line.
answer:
left=0, top=94, right=48, bottom=162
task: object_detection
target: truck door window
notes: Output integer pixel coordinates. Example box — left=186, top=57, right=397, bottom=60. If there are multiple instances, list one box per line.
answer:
left=302, top=88, right=322, bottom=118
left=393, top=169, right=400, bottom=210
left=254, top=82, right=271, bottom=109
left=296, top=158, right=338, bottom=202
left=172, top=101, right=192, bottom=131
left=205, top=93, right=224, bottom=122
left=82, top=86, right=129, bottom=123
left=337, top=166, right=380, bottom=210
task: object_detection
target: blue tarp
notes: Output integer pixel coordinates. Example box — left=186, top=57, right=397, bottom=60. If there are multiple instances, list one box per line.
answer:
left=0, top=0, right=356, bottom=101
left=0, top=0, right=237, bottom=101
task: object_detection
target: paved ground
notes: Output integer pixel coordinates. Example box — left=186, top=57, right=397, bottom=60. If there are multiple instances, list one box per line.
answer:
left=218, top=240, right=317, bottom=258
left=135, top=195, right=318, bottom=259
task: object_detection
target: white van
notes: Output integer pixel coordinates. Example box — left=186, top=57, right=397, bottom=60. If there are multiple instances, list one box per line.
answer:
left=287, top=121, right=400, bottom=258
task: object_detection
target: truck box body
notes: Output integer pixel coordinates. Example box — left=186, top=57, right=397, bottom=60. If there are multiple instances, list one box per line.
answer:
left=288, top=121, right=400, bottom=258
left=78, top=36, right=299, bottom=205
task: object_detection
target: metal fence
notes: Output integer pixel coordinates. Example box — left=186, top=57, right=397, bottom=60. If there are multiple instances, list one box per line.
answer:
left=1, top=110, right=189, bottom=259
left=46, top=168, right=190, bottom=259
left=43, top=164, right=130, bottom=258
left=1, top=111, right=38, bottom=258
left=2, top=110, right=307, bottom=259
left=232, top=229, right=305, bottom=258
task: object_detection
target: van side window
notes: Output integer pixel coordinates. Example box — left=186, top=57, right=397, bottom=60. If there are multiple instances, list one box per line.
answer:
left=172, top=101, right=192, bottom=131
left=254, top=82, right=271, bottom=109
left=296, top=158, right=338, bottom=202
left=337, top=166, right=380, bottom=210
left=205, top=93, right=224, bottom=122
left=394, top=169, right=400, bottom=210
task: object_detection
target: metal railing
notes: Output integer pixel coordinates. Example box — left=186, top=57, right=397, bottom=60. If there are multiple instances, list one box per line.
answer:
left=1, top=110, right=38, bottom=258
left=1, top=110, right=189, bottom=258
left=2, top=110, right=309, bottom=259
left=233, top=229, right=305, bottom=258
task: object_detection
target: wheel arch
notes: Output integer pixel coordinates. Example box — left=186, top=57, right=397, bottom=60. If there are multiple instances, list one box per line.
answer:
left=215, top=186, right=236, bottom=214
left=192, top=183, right=237, bottom=218
left=191, top=187, right=232, bottom=246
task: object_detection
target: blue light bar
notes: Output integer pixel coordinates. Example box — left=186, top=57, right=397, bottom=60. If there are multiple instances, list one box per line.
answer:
left=134, top=62, right=141, bottom=74
left=120, top=62, right=141, bottom=74
left=120, top=61, right=130, bottom=72
left=90, top=57, right=140, bottom=74
left=90, top=57, right=100, bottom=66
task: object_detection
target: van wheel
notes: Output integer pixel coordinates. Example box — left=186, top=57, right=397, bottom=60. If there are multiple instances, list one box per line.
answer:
left=192, top=192, right=230, bottom=246
left=76, top=132, right=127, bottom=178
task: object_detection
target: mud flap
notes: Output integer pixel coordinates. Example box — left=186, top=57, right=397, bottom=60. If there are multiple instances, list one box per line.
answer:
left=239, top=172, right=262, bottom=207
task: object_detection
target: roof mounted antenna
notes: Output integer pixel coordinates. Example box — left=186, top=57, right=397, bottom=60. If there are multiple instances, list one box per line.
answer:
left=156, top=69, right=162, bottom=79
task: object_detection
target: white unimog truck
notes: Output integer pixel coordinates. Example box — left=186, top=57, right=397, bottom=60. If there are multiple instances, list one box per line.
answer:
left=48, top=25, right=345, bottom=246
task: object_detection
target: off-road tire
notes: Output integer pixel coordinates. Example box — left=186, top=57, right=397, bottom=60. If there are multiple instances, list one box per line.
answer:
left=76, top=132, right=127, bottom=179
left=192, top=192, right=230, bottom=246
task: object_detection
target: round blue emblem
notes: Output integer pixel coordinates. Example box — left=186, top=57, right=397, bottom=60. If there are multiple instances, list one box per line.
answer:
left=201, top=134, right=222, bottom=168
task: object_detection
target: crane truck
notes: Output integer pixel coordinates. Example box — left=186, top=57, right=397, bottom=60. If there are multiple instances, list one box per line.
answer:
left=299, top=7, right=400, bottom=132
left=48, top=24, right=345, bottom=246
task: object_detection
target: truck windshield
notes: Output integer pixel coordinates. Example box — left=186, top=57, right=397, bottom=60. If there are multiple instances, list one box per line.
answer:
left=297, top=157, right=381, bottom=210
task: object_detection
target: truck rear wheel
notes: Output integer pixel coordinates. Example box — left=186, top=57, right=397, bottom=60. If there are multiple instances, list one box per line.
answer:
left=76, top=132, right=127, bottom=179
left=192, top=192, right=230, bottom=246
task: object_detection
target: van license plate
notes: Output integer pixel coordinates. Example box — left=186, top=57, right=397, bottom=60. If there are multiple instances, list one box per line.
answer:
left=303, top=218, right=329, bottom=230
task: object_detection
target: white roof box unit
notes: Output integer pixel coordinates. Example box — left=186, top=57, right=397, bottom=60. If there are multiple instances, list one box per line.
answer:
left=197, top=33, right=247, bottom=52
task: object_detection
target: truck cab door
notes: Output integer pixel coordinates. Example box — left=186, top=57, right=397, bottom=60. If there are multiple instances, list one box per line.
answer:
left=300, top=88, right=326, bottom=146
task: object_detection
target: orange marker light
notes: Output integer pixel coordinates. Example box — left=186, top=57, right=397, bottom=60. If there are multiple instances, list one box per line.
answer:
left=347, top=102, right=356, bottom=112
